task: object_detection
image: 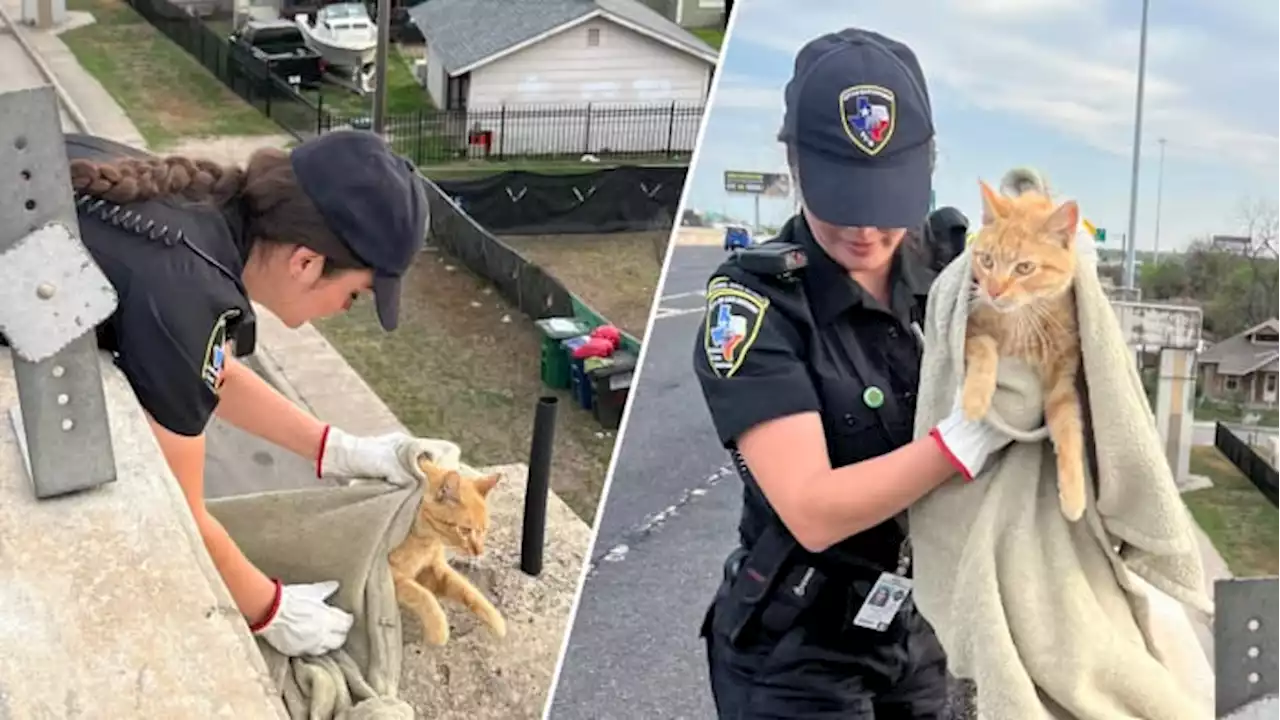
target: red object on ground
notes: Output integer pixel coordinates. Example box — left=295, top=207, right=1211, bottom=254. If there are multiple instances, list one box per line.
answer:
left=590, top=325, right=623, bottom=350
left=572, top=337, right=614, bottom=359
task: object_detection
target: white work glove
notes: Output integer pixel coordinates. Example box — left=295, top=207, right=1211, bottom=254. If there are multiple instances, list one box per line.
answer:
left=317, top=425, right=460, bottom=487
left=927, top=398, right=1013, bottom=481
left=251, top=580, right=354, bottom=657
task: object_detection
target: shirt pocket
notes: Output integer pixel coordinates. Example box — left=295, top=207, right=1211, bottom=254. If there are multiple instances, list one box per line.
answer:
left=821, top=389, right=893, bottom=466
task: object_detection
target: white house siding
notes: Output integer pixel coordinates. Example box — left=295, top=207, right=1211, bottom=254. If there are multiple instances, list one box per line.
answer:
left=425, top=42, right=449, bottom=110
left=464, top=16, right=710, bottom=156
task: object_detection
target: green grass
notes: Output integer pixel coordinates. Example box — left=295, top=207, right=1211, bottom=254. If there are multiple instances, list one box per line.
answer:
left=62, top=0, right=277, bottom=147
left=691, top=27, right=725, bottom=49
left=1183, top=446, right=1279, bottom=577
left=300, top=45, right=434, bottom=118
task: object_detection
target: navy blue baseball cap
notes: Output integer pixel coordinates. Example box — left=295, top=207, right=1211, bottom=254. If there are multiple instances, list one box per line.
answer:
left=778, top=28, right=935, bottom=229
left=290, top=130, right=428, bottom=331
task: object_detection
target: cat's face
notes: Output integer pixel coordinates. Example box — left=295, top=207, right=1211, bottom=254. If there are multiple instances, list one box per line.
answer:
left=415, top=458, right=501, bottom=556
left=969, top=180, right=1079, bottom=312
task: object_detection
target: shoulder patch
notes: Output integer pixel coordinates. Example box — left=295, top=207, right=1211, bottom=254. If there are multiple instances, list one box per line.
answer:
left=201, top=309, right=239, bottom=393
left=703, top=275, right=769, bottom=378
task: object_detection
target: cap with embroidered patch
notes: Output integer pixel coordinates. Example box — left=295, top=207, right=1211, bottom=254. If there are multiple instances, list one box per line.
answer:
left=289, top=130, right=428, bottom=331
left=778, top=28, right=935, bottom=229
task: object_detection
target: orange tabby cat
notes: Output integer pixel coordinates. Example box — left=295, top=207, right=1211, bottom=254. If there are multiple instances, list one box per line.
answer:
left=389, top=457, right=507, bottom=645
left=962, top=168, right=1087, bottom=521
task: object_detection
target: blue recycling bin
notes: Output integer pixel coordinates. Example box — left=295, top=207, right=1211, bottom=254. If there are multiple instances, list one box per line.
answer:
left=561, top=336, right=593, bottom=410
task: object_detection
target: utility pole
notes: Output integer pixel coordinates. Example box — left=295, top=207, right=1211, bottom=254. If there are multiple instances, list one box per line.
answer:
left=1122, top=0, right=1151, bottom=290
left=1153, top=137, right=1166, bottom=265
left=371, top=0, right=391, bottom=135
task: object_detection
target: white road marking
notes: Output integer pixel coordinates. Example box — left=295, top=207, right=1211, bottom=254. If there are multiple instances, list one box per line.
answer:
left=653, top=306, right=705, bottom=321
left=660, top=289, right=706, bottom=302
left=653, top=289, right=707, bottom=321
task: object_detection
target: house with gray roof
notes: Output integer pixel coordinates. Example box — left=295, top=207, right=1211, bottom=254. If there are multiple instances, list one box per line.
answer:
left=407, top=0, right=718, bottom=111
left=1197, top=318, right=1279, bottom=406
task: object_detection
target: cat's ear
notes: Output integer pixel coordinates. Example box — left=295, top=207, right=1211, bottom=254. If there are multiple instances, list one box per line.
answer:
left=1044, top=200, right=1080, bottom=246
left=979, top=180, right=1008, bottom=225
left=473, top=472, right=501, bottom=498
left=435, top=471, right=463, bottom=505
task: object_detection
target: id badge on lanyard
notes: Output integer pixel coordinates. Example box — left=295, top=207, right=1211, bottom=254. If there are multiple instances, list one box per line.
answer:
left=852, top=540, right=914, bottom=632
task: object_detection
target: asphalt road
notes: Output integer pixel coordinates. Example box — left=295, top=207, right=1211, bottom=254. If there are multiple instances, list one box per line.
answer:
left=547, top=246, right=736, bottom=720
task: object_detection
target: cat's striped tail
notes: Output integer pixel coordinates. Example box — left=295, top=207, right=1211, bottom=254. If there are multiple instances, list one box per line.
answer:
left=999, top=167, right=1049, bottom=198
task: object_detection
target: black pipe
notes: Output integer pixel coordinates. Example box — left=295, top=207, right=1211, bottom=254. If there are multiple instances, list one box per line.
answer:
left=521, top=396, right=558, bottom=576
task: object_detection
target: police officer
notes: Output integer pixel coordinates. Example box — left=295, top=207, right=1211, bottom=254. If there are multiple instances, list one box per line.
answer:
left=922, top=206, right=970, bottom=273
left=57, top=130, right=439, bottom=659
left=693, top=29, right=1013, bottom=718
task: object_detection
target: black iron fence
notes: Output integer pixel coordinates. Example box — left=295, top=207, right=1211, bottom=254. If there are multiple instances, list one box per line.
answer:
left=323, top=102, right=704, bottom=166
left=123, top=0, right=704, bottom=165
left=1215, top=422, right=1278, bottom=506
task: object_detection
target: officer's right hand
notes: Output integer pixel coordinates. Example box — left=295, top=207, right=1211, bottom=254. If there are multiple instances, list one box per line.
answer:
left=928, top=396, right=1014, bottom=482
left=252, top=579, right=354, bottom=657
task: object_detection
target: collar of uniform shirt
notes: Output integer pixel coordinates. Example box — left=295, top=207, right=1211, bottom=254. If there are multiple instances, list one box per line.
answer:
left=792, top=214, right=933, bottom=328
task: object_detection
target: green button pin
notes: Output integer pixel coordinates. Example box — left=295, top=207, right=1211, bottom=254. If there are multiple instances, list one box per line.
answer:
left=863, top=386, right=885, bottom=409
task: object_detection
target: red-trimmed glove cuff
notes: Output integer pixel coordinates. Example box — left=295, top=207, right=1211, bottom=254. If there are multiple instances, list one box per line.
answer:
left=249, top=578, right=284, bottom=634
left=929, top=427, right=974, bottom=483
left=315, top=425, right=333, bottom=479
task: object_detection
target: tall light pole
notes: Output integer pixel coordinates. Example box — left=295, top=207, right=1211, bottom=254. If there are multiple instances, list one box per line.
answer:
left=1122, top=0, right=1151, bottom=290
left=1153, top=137, right=1166, bottom=264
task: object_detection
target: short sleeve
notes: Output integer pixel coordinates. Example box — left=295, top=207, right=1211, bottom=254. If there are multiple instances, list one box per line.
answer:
left=114, top=286, right=237, bottom=437
left=692, top=274, right=821, bottom=447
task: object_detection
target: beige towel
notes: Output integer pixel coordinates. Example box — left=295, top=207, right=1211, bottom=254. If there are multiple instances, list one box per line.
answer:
left=207, top=439, right=466, bottom=720
left=908, top=237, right=1215, bottom=719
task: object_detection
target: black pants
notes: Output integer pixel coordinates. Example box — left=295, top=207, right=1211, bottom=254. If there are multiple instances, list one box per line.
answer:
left=702, top=586, right=949, bottom=719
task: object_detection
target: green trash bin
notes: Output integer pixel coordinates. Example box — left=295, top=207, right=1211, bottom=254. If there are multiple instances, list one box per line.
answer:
left=535, top=317, right=591, bottom=389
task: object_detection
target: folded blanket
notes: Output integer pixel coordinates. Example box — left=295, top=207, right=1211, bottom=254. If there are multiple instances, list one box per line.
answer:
left=909, top=234, right=1214, bottom=719
left=207, top=439, right=465, bottom=720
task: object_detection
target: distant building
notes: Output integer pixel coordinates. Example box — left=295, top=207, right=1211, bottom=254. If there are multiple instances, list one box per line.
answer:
left=635, top=0, right=726, bottom=28
left=1197, top=318, right=1279, bottom=406
left=1211, top=234, right=1252, bottom=255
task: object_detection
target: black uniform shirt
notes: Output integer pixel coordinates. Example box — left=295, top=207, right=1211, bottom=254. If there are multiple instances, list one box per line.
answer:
left=64, top=134, right=257, bottom=438
left=693, top=214, right=935, bottom=574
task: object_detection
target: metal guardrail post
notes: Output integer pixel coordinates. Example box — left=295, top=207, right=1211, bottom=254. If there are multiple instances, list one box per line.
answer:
left=0, top=86, right=120, bottom=498
left=1215, top=577, right=1279, bottom=717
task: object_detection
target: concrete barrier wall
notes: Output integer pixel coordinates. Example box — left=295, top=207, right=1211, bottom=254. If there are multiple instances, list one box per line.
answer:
left=0, top=302, right=594, bottom=718
left=0, top=353, right=288, bottom=719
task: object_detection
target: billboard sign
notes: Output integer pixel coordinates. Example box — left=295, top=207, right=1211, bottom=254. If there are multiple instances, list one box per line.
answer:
left=724, top=171, right=791, bottom=198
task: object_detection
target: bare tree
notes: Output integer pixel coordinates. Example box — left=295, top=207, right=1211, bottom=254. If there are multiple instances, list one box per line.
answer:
left=1236, top=197, right=1280, bottom=324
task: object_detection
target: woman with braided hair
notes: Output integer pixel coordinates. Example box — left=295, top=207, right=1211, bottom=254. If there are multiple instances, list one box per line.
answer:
left=61, top=130, right=437, bottom=659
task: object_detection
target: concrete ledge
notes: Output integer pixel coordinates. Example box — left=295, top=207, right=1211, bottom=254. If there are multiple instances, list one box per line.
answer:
left=0, top=353, right=286, bottom=719
left=251, top=305, right=594, bottom=718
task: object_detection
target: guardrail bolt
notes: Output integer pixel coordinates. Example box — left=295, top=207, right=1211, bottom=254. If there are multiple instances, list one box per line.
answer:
left=36, top=282, right=56, bottom=299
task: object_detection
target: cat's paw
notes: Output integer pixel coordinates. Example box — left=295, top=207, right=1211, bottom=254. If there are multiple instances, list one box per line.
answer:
left=421, top=618, right=450, bottom=646
left=1057, top=458, right=1086, bottom=522
left=487, top=611, right=507, bottom=638
left=961, top=381, right=992, bottom=421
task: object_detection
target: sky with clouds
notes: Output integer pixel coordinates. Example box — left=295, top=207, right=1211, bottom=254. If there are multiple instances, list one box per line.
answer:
left=681, top=0, right=1279, bottom=253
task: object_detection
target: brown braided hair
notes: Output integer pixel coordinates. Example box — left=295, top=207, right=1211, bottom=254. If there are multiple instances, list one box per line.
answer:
left=68, top=148, right=364, bottom=274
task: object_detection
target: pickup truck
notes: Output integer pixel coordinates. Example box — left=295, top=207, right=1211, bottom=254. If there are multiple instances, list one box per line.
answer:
left=227, top=20, right=325, bottom=90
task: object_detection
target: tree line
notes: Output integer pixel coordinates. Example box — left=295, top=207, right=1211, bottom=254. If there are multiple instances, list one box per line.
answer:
left=1101, top=199, right=1279, bottom=340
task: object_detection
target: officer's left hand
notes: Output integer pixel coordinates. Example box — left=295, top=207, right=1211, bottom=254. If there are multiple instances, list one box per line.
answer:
left=318, top=426, right=462, bottom=487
